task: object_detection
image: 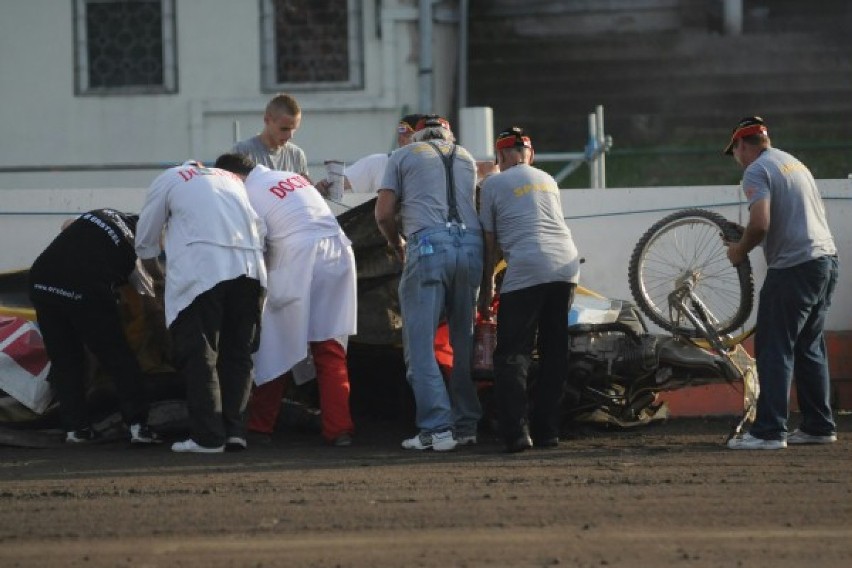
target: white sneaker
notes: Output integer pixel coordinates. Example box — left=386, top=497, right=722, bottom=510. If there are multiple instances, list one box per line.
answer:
left=225, top=436, right=247, bottom=451
left=787, top=429, right=837, bottom=445
left=171, top=439, right=225, bottom=453
left=401, top=430, right=457, bottom=451
left=129, top=423, right=162, bottom=445
left=727, top=432, right=786, bottom=450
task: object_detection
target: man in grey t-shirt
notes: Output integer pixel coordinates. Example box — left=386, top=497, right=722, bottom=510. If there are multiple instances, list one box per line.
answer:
left=375, top=115, right=483, bottom=452
left=724, top=116, right=839, bottom=450
left=478, top=127, right=580, bottom=453
left=232, top=93, right=309, bottom=177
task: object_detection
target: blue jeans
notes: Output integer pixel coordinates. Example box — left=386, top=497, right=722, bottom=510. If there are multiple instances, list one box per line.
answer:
left=751, top=255, right=839, bottom=441
left=398, top=224, right=483, bottom=436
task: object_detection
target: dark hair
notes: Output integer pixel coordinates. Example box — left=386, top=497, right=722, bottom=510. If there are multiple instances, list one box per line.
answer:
left=214, top=153, right=256, bottom=176
left=124, top=214, right=139, bottom=233
left=400, top=113, right=425, bottom=131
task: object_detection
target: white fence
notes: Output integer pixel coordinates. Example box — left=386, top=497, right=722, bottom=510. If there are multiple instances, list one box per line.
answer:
left=2, top=180, right=849, bottom=331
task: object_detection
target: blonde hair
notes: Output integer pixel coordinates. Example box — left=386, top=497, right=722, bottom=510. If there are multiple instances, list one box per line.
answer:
left=265, top=93, right=301, bottom=118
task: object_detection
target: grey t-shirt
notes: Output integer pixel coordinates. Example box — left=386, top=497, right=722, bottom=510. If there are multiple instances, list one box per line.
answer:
left=380, top=140, right=481, bottom=237
left=232, top=136, right=308, bottom=176
left=479, top=164, right=580, bottom=293
left=743, top=147, right=836, bottom=269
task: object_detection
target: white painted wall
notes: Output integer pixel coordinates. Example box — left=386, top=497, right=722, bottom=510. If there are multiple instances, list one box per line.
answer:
left=2, top=180, right=849, bottom=332
left=0, top=0, right=460, bottom=187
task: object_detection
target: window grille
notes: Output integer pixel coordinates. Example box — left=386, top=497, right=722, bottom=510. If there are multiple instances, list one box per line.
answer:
left=74, top=0, right=177, bottom=95
left=260, top=0, right=363, bottom=91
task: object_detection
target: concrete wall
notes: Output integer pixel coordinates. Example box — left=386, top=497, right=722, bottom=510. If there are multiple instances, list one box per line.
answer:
left=2, top=180, right=849, bottom=333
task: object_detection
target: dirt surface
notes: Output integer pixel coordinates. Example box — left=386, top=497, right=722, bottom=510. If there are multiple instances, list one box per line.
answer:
left=1, top=413, right=850, bottom=568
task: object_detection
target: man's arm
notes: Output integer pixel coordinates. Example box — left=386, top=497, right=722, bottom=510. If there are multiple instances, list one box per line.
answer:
left=375, top=188, right=405, bottom=262
left=478, top=230, right=499, bottom=318
left=727, top=197, right=769, bottom=266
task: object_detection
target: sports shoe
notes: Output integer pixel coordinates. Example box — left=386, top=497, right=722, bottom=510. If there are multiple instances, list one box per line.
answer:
left=246, top=431, right=273, bottom=446
left=455, top=434, right=477, bottom=446
left=129, top=423, right=162, bottom=445
left=534, top=437, right=559, bottom=448
left=171, top=439, right=225, bottom=453
left=65, top=427, right=100, bottom=444
left=787, top=429, right=837, bottom=445
left=727, top=432, right=786, bottom=450
left=401, top=430, right=457, bottom=451
left=505, top=432, right=533, bottom=453
left=225, top=436, right=247, bottom=451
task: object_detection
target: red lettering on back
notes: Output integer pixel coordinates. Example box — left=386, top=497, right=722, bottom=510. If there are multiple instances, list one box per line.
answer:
left=267, top=174, right=312, bottom=199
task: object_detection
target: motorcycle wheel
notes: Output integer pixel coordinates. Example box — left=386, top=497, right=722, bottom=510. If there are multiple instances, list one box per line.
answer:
left=628, top=208, right=754, bottom=337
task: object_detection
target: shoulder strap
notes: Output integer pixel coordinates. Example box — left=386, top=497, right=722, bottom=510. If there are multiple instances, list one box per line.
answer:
left=425, top=141, right=461, bottom=224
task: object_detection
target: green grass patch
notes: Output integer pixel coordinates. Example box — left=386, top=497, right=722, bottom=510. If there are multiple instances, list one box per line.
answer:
left=542, top=143, right=851, bottom=188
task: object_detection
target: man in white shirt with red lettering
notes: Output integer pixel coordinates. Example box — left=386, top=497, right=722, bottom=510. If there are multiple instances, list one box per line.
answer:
left=135, top=161, right=267, bottom=453
left=215, top=153, right=357, bottom=446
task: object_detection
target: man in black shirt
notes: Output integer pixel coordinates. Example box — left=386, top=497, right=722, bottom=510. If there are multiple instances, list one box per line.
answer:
left=29, top=209, right=160, bottom=445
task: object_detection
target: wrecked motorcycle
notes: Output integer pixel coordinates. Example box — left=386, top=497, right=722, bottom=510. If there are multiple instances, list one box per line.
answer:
left=554, top=208, right=758, bottom=435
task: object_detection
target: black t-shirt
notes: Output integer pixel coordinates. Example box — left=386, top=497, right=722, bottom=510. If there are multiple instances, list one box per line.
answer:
left=29, top=209, right=138, bottom=304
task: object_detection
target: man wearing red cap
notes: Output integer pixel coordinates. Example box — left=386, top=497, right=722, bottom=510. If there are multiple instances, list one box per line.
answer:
left=723, top=116, right=839, bottom=450
left=478, top=127, right=581, bottom=453
left=375, top=114, right=483, bottom=451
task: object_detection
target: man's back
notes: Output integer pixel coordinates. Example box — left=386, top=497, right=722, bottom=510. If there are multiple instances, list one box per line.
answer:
left=381, top=140, right=479, bottom=236
left=744, top=147, right=836, bottom=268
left=243, top=165, right=341, bottom=242
left=479, top=164, right=579, bottom=293
left=31, top=209, right=137, bottom=295
left=136, top=164, right=266, bottom=325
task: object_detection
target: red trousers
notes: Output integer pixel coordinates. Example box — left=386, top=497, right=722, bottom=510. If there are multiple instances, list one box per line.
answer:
left=247, top=339, right=354, bottom=441
left=434, top=322, right=453, bottom=381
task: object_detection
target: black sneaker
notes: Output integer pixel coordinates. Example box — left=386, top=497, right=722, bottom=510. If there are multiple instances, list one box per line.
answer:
left=66, top=427, right=100, bottom=444
left=129, top=423, right=162, bottom=445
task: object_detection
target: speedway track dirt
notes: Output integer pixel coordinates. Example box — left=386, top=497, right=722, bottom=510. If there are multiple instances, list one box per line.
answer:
left=1, top=414, right=850, bottom=568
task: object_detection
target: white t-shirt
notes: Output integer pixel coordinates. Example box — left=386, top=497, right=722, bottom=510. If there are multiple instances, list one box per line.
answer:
left=344, top=153, right=389, bottom=194
left=135, top=163, right=267, bottom=326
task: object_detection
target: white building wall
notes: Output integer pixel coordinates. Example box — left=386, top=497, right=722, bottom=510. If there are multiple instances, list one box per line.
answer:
left=0, top=0, right=460, bottom=188
left=2, top=181, right=849, bottom=332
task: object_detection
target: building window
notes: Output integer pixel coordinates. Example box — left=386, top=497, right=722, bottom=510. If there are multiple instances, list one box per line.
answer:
left=73, top=0, right=177, bottom=95
left=261, top=0, right=363, bottom=91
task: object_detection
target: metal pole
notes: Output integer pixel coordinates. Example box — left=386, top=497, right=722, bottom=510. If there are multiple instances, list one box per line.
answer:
left=458, top=0, right=469, bottom=110
left=722, top=0, right=743, bottom=36
left=418, top=0, right=435, bottom=113
left=595, top=105, right=606, bottom=189
left=233, top=120, right=240, bottom=144
left=587, top=113, right=599, bottom=189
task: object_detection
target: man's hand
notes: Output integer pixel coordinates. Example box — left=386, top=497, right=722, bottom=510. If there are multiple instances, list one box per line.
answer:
left=477, top=291, right=493, bottom=321
left=726, top=241, right=748, bottom=266
left=314, top=178, right=331, bottom=197
left=388, top=240, right=406, bottom=264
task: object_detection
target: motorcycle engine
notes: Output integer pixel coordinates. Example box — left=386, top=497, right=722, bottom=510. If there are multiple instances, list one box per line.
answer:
left=567, top=330, right=658, bottom=387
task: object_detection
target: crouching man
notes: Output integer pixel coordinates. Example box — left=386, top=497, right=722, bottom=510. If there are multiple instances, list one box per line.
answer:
left=135, top=161, right=267, bottom=453
left=29, top=208, right=161, bottom=445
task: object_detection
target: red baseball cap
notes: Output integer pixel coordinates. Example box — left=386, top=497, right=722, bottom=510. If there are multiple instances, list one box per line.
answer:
left=724, top=116, right=768, bottom=155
